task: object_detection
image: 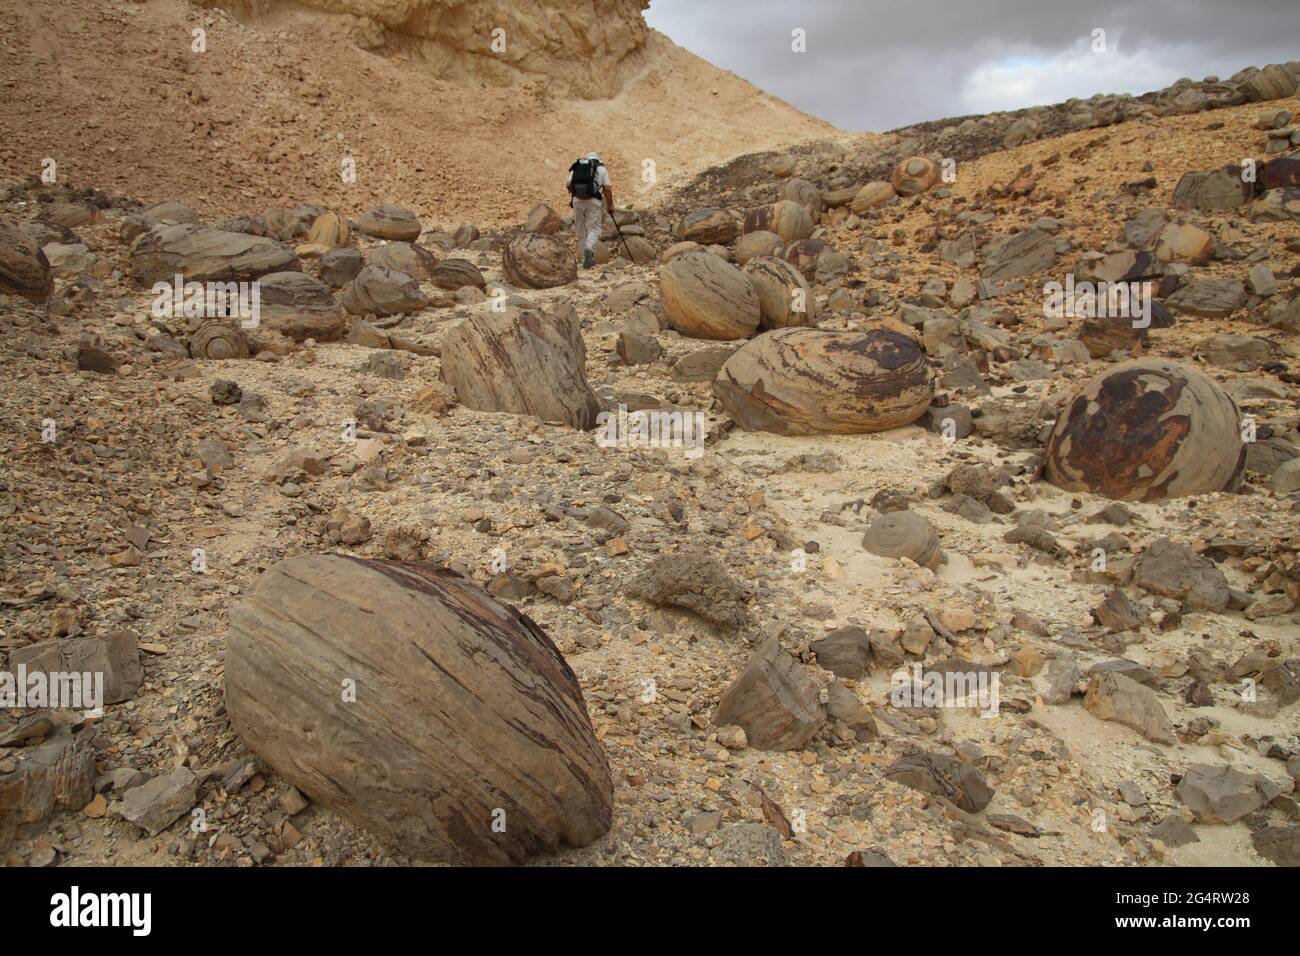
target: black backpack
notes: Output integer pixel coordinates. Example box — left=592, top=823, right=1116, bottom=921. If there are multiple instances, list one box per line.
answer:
left=568, top=158, right=603, bottom=200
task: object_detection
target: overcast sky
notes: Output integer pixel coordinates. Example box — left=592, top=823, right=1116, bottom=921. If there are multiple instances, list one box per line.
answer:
left=644, top=0, right=1300, bottom=131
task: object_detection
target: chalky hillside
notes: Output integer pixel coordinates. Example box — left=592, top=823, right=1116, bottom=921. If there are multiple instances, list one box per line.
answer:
left=1, top=0, right=1298, bottom=869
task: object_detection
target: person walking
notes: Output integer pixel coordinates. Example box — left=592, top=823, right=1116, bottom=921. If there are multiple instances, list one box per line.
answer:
left=567, top=152, right=613, bottom=269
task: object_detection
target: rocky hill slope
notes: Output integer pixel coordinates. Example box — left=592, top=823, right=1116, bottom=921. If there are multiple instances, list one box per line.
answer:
left=0, top=0, right=839, bottom=225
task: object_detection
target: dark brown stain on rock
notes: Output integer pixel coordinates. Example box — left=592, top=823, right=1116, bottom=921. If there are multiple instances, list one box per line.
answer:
left=1049, top=366, right=1190, bottom=501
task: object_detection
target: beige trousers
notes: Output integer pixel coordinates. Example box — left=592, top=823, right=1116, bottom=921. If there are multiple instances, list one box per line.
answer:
left=572, top=198, right=604, bottom=254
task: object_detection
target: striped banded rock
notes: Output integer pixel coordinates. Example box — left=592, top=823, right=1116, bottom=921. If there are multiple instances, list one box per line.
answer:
left=778, top=178, right=823, bottom=216
left=862, top=511, right=942, bottom=570
left=1044, top=359, right=1246, bottom=501
left=129, top=224, right=299, bottom=286
left=502, top=232, right=576, bottom=289
left=0, top=214, right=53, bottom=301
left=742, top=200, right=814, bottom=243
left=525, top=203, right=565, bottom=235
left=430, top=257, right=486, bottom=290
left=713, top=328, right=934, bottom=435
left=189, top=320, right=250, bottom=360
left=674, top=208, right=739, bottom=245
left=356, top=203, right=422, bottom=241
left=742, top=256, right=815, bottom=330
left=256, top=271, right=344, bottom=342
left=225, top=555, right=613, bottom=865
left=440, top=304, right=601, bottom=430
left=890, top=156, right=941, bottom=196
left=658, top=250, right=760, bottom=340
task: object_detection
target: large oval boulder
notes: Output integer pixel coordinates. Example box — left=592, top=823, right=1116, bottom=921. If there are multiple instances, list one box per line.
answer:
left=713, top=328, right=934, bottom=435
left=226, top=555, right=614, bottom=865
left=1044, top=359, right=1246, bottom=501
left=674, top=208, right=738, bottom=245
left=782, top=238, right=830, bottom=282
left=742, top=256, right=815, bottom=329
left=659, top=250, right=760, bottom=340
left=256, top=271, right=344, bottom=342
left=356, top=203, right=422, bottom=241
left=734, top=230, right=784, bottom=266
left=890, top=156, right=941, bottom=196
left=743, top=200, right=814, bottom=243
left=189, top=320, right=250, bottom=360
left=778, top=178, right=823, bottom=215
left=341, top=264, right=429, bottom=316
left=430, top=257, right=486, bottom=291
left=850, top=182, right=896, bottom=214
left=130, top=224, right=298, bottom=286
left=368, top=241, right=439, bottom=282
left=503, top=232, right=576, bottom=289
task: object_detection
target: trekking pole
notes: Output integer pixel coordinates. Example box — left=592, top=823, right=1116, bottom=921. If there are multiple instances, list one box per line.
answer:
left=610, top=211, right=634, bottom=261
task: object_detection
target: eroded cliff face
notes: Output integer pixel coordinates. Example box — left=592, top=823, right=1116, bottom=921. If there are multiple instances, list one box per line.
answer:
left=233, top=0, right=651, bottom=97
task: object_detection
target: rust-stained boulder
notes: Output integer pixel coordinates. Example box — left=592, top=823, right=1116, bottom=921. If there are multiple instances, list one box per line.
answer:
left=658, top=250, right=760, bottom=340
left=742, top=256, right=815, bottom=329
left=225, top=554, right=613, bottom=865
left=674, top=208, right=738, bottom=245
left=713, top=328, right=933, bottom=435
left=1044, top=359, right=1246, bottom=501
left=1259, top=157, right=1300, bottom=191
left=742, top=200, right=814, bottom=243
left=890, top=156, right=941, bottom=196
left=502, top=232, right=576, bottom=289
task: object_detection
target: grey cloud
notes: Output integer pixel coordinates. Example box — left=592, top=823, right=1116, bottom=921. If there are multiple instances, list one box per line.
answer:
left=644, top=0, right=1300, bottom=130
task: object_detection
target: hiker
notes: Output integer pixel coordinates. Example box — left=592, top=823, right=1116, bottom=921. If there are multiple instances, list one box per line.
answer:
left=567, top=152, right=613, bottom=269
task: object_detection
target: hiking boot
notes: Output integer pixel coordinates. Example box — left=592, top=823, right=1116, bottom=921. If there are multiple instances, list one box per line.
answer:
left=583, top=248, right=594, bottom=269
